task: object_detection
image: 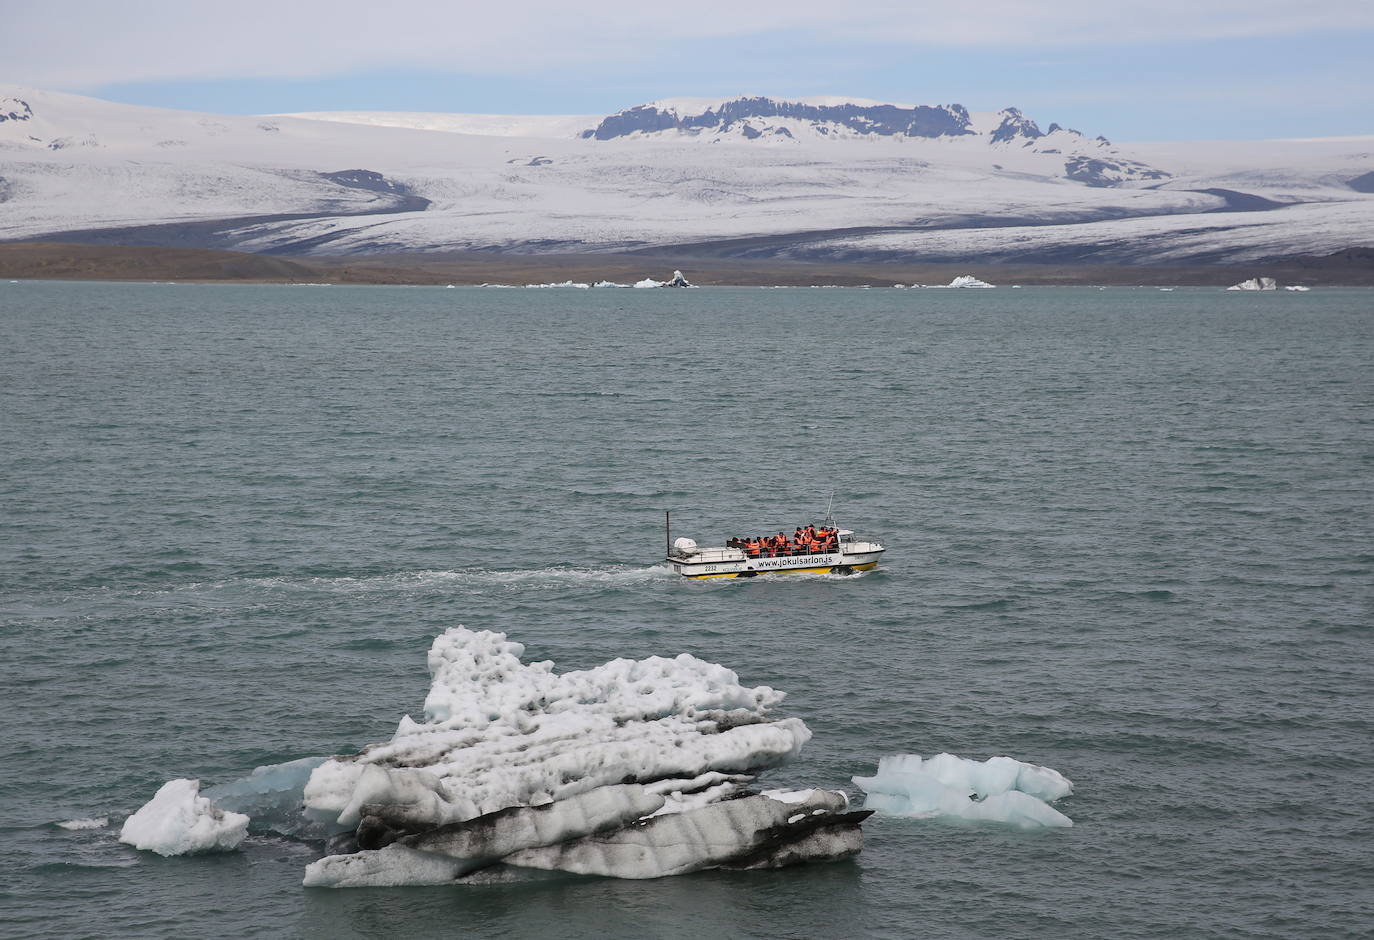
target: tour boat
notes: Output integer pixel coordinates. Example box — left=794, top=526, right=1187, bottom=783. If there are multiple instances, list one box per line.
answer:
left=663, top=510, right=885, bottom=578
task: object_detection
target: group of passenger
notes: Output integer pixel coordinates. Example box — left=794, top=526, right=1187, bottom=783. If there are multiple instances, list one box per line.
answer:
left=727, top=526, right=840, bottom=558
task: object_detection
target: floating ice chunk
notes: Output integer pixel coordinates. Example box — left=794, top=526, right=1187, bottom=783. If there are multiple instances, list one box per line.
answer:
left=633, top=277, right=664, bottom=288
left=57, top=817, right=107, bottom=830
left=297, top=627, right=859, bottom=885
left=853, top=753, right=1073, bottom=829
left=303, top=627, right=810, bottom=830
left=119, top=778, right=250, bottom=856
left=1283, top=285, right=1311, bottom=291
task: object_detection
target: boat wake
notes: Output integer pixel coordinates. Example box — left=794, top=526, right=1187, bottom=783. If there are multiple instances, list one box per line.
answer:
left=260, top=564, right=677, bottom=593
left=6, top=566, right=677, bottom=618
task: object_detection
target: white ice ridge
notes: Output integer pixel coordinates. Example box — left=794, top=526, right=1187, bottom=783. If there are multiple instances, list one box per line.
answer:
left=852, top=753, right=1074, bottom=829
left=304, top=627, right=809, bottom=827
left=301, top=627, right=865, bottom=885
left=119, top=778, right=250, bottom=856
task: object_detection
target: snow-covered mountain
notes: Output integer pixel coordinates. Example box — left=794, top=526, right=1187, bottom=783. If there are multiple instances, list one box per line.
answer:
left=1, top=87, right=1371, bottom=266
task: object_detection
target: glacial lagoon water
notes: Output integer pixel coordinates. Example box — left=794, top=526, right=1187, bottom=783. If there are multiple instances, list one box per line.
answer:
left=1, top=280, right=1371, bottom=938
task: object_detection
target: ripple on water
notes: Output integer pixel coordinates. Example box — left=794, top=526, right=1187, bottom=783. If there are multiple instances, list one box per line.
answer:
left=3, top=283, right=1372, bottom=939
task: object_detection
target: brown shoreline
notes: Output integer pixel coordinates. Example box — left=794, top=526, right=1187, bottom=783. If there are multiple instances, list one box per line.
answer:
left=2, top=242, right=1371, bottom=287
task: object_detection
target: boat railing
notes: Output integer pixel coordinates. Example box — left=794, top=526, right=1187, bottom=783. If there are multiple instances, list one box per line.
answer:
left=668, top=547, right=743, bottom=563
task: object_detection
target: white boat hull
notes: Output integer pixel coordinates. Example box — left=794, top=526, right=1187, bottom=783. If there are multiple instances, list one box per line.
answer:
left=667, top=546, right=884, bottom=579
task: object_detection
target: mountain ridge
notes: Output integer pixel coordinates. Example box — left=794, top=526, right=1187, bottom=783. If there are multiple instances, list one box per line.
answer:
left=1, top=86, right=1371, bottom=267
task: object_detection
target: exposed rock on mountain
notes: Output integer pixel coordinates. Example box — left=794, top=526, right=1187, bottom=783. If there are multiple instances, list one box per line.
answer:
left=0, top=97, right=32, bottom=123
left=582, top=96, right=976, bottom=141
left=989, top=108, right=1043, bottom=144
left=1065, top=155, right=1170, bottom=187
left=577, top=96, right=1169, bottom=184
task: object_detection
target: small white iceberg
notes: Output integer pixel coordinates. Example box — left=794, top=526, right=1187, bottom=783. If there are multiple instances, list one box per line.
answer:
left=928, top=275, right=995, bottom=289
left=634, top=269, right=696, bottom=289
left=1226, top=277, right=1278, bottom=291
left=1284, top=285, right=1312, bottom=292
left=853, top=752, right=1074, bottom=829
left=119, top=778, right=249, bottom=856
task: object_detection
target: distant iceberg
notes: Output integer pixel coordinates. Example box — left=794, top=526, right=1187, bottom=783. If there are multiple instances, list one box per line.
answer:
left=924, top=275, right=994, bottom=288
left=853, top=752, right=1074, bottom=829
left=1284, top=285, right=1312, bottom=292
left=1226, top=277, right=1278, bottom=291
left=634, top=269, right=695, bottom=289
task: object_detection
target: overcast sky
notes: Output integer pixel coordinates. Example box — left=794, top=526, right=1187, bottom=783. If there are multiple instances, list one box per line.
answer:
left=4, top=1, right=1372, bottom=140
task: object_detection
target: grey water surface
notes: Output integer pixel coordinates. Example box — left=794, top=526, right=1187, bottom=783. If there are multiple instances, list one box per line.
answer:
left=1, top=281, right=1371, bottom=939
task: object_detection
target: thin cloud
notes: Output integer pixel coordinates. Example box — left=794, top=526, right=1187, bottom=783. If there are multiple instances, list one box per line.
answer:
left=5, top=1, right=1372, bottom=88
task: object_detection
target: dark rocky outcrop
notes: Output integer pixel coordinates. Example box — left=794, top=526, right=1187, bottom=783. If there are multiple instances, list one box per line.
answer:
left=582, top=97, right=976, bottom=141
left=990, top=108, right=1043, bottom=144
left=0, top=98, right=33, bottom=123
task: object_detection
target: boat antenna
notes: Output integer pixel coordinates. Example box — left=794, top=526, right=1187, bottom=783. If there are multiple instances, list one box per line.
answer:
left=665, top=509, right=671, bottom=557
left=823, top=489, right=836, bottom=528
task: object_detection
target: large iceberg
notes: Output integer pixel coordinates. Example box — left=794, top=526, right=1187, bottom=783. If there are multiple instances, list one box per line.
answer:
left=119, top=778, right=250, bottom=856
left=301, top=627, right=866, bottom=886
left=853, top=753, right=1074, bottom=829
